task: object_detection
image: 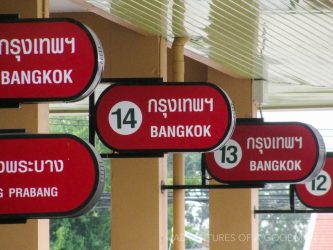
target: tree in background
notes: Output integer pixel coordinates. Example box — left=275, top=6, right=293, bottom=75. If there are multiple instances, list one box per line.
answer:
left=49, top=115, right=111, bottom=250
left=51, top=208, right=111, bottom=250
left=259, top=183, right=309, bottom=250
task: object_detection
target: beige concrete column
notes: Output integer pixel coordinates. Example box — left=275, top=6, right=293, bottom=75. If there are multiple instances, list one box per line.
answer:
left=51, top=12, right=168, bottom=250
left=0, top=1, right=50, bottom=250
left=208, top=68, right=258, bottom=250
left=108, top=24, right=168, bottom=250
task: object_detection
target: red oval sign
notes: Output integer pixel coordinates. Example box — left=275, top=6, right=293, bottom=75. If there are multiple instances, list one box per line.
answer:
left=0, top=18, right=104, bottom=103
left=296, top=154, right=333, bottom=209
left=95, top=82, right=235, bottom=152
left=204, top=120, right=326, bottom=184
left=0, top=134, right=104, bottom=218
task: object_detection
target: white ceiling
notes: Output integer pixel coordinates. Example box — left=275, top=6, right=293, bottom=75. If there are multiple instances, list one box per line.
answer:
left=49, top=0, right=86, bottom=12
left=49, top=0, right=333, bottom=109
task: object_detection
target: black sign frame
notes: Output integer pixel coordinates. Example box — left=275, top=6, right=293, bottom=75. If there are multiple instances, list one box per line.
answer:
left=0, top=18, right=104, bottom=104
left=0, top=133, right=105, bottom=219
left=94, top=81, right=235, bottom=153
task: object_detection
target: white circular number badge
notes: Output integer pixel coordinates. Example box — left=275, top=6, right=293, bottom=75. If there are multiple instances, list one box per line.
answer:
left=213, top=139, right=242, bottom=169
left=305, top=170, right=331, bottom=196
left=108, top=101, right=142, bottom=135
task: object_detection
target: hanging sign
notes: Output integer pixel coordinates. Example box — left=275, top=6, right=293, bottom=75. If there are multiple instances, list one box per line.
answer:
left=0, top=133, right=104, bottom=218
left=95, top=82, right=235, bottom=152
left=0, top=18, right=104, bottom=103
left=204, top=120, right=326, bottom=184
left=296, top=153, right=333, bottom=209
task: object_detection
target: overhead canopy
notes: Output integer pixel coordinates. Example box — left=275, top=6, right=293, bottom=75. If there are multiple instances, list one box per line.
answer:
left=50, top=0, right=333, bottom=109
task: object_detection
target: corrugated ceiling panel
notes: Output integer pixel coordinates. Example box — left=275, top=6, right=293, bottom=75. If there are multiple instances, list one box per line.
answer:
left=76, top=0, right=333, bottom=108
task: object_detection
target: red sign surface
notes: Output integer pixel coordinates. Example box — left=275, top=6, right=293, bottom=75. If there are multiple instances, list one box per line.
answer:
left=95, top=82, right=235, bottom=152
left=0, top=134, right=104, bottom=218
left=296, top=154, right=333, bottom=208
left=0, top=18, right=104, bottom=103
left=204, top=120, right=326, bottom=184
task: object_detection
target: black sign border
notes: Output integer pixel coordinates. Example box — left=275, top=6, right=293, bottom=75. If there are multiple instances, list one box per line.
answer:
left=0, top=133, right=105, bottom=219
left=0, top=18, right=104, bottom=104
left=204, top=119, right=326, bottom=184
left=295, top=152, right=333, bottom=209
left=94, top=82, right=235, bottom=153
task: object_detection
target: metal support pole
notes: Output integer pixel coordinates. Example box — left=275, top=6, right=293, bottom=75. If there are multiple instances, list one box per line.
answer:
left=289, top=185, right=295, bottom=211
left=172, top=37, right=188, bottom=250
left=162, top=184, right=264, bottom=190
left=89, top=92, right=95, bottom=146
left=201, top=156, right=207, bottom=186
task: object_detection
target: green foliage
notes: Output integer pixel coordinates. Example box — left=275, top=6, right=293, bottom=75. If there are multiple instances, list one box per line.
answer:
left=50, top=208, right=111, bottom=250
left=49, top=115, right=111, bottom=250
left=167, top=153, right=202, bottom=185
left=184, top=153, right=202, bottom=185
